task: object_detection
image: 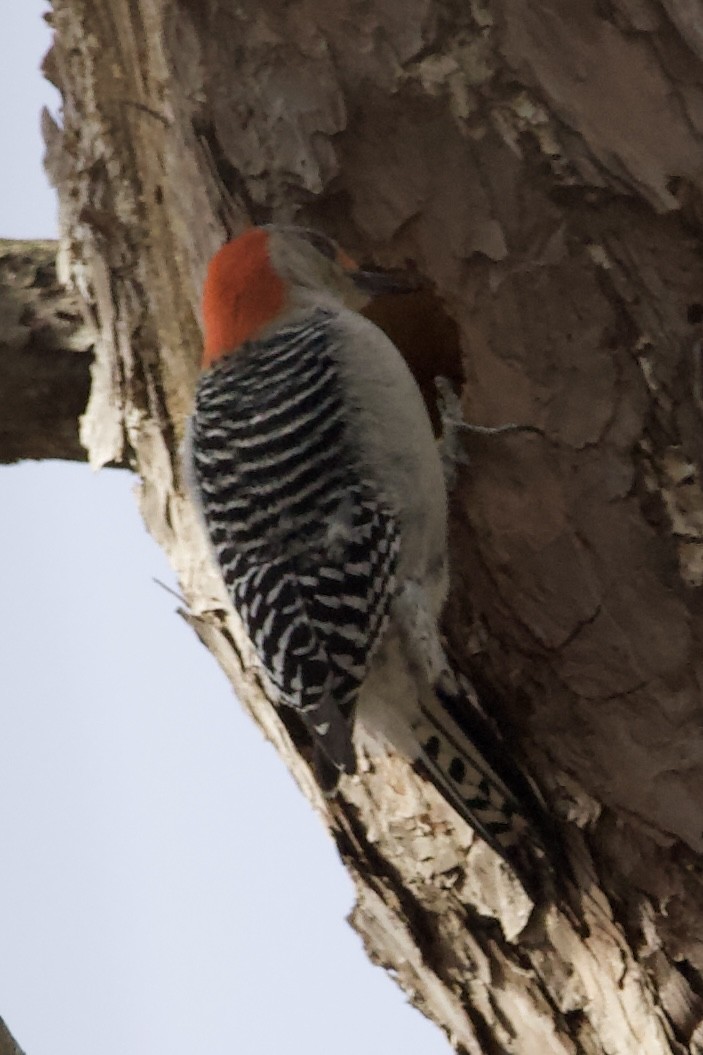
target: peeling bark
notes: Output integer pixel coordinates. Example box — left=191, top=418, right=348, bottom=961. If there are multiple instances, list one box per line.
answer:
left=36, top=0, right=703, bottom=1051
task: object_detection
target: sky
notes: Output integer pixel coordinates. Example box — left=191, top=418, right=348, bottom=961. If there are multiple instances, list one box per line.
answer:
left=0, top=4, right=449, bottom=1054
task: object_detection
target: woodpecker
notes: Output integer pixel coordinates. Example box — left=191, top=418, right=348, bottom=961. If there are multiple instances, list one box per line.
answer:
left=184, top=224, right=552, bottom=883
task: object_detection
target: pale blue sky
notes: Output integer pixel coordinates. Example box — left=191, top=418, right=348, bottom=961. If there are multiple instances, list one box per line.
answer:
left=0, top=4, right=448, bottom=1054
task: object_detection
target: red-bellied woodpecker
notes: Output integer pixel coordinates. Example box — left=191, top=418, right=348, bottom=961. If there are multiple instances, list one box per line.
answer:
left=184, top=225, right=551, bottom=882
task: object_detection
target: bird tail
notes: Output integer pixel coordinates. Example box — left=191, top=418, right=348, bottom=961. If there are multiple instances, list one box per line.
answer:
left=411, top=676, right=557, bottom=891
left=302, top=691, right=358, bottom=792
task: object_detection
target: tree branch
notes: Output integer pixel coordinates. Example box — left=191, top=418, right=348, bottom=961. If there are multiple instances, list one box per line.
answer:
left=0, top=239, right=93, bottom=464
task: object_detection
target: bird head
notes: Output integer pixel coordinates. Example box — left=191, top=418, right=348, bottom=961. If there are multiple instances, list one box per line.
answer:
left=201, top=225, right=416, bottom=367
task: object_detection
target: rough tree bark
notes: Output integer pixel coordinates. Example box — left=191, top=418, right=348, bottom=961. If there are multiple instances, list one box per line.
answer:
left=13, top=0, right=703, bottom=1052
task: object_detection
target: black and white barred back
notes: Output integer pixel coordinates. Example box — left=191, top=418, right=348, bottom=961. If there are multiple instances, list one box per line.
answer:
left=189, top=309, right=400, bottom=781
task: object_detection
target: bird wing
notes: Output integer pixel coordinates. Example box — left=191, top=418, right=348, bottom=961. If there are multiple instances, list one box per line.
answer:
left=189, top=312, right=400, bottom=779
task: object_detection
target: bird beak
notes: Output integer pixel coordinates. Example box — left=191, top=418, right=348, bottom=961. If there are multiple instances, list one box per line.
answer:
left=350, top=268, right=421, bottom=296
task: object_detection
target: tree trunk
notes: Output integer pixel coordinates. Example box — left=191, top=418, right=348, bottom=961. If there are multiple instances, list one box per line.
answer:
left=33, top=0, right=703, bottom=1051
left=0, top=1018, right=26, bottom=1055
